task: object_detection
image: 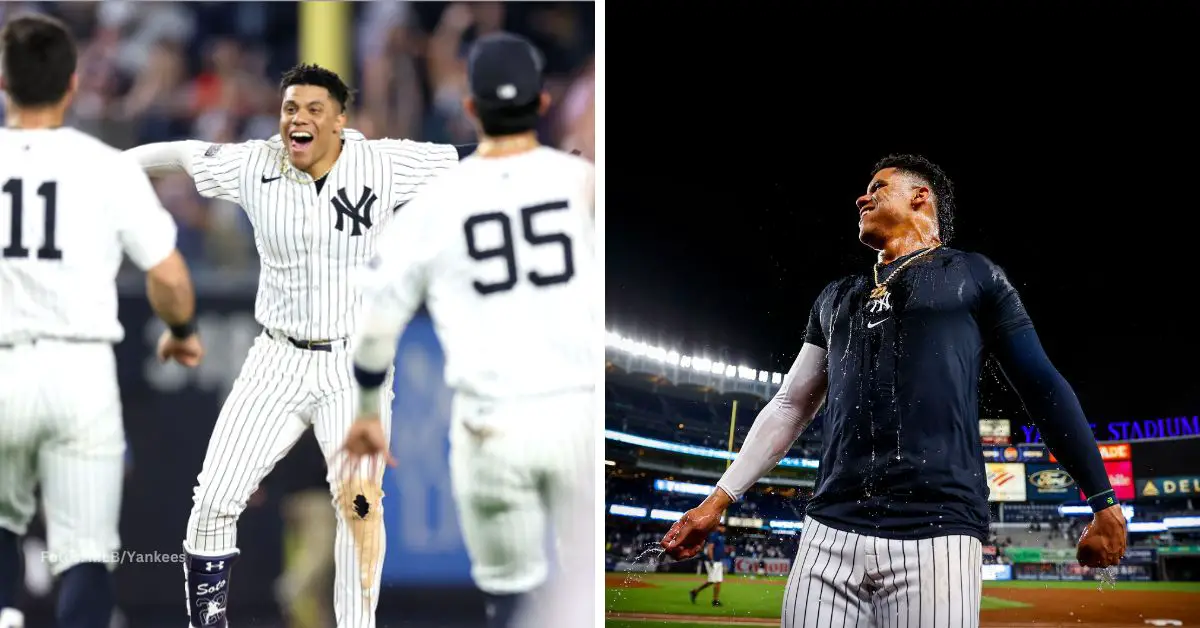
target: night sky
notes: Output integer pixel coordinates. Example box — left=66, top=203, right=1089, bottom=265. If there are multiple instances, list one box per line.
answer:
left=606, top=4, right=1200, bottom=426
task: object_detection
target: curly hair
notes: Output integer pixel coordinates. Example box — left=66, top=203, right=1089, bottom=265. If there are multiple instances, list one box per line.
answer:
left=871, top=154, right=956, bottom=245
left=279, top=63, right=353, bottom=111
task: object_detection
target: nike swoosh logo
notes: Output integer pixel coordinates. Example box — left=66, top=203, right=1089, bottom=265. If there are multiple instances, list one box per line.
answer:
left=866, top=319, right=889, bottom=329
left=262, top=175, right=282, bottom=183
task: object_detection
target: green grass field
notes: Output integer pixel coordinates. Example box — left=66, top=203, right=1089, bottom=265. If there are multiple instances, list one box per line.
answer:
left=605, top=573, right=1200, bottom=626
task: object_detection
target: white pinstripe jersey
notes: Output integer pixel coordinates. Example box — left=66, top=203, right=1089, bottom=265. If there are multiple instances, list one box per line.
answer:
left=361, top=146, right=597, bottom=399
left=190, top=129, right=459, bottom=340
left=0, top=127, right=178, bottom=344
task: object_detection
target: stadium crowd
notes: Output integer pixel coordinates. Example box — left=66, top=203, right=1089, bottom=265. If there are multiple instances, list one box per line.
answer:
left=0, top=1, right=595, bottom=274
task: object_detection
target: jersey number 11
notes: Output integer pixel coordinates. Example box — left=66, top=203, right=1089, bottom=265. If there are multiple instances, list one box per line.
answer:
left=2, top=178, right=62, bottom=261
left=463, top=200, right=575, bottom=296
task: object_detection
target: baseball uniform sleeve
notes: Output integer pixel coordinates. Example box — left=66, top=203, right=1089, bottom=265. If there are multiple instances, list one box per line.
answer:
left=371, top=139, right=460, bottom=210
left=803, top=287, right=830, bottom=350
left=991, top=326, right=1116, bottom=511
left=113, top=155, right=179, bottom=271
left=974, top=254, right=1115, bottom=510
left=123, top=140, right=206, bottom=178
left=715, top=342, right=828, bottom=502
left=352, top=190, right=443, bottom=382
left=970, top=253, right=1034, bottom=343
left=189, top=141, right=258, bottom=204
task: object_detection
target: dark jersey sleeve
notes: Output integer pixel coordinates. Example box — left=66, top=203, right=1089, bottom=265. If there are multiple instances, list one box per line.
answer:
left=970, top=253, right=1034, bottom=344
left=803, top=282, right=833, bottom=349
left=975, top=253, right=1116, bottom=510
left=455, top=144, right=478, bottom=160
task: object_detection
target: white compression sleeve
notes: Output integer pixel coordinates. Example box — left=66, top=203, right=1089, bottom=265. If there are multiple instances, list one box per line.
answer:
left=715, top=343, right=828, bottom=502
left=351, top=301, right=407, bottom=377
left=123, top=140, right=204, bottom=177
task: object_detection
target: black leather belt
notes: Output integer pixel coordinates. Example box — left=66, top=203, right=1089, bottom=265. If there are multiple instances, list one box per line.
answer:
left=266, top=329, right=342, bottom=352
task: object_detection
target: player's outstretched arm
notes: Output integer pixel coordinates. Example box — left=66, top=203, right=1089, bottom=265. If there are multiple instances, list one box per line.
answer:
left=115, top=152, right=204, bottom=367
left=145, top=251, right=203, bottom=367
left=991, top=327, right=1125, bottom=567
left=123, top=140, right=207, bottom=178
left=336, top=298, right=412, bottom=478
left=337, top=196, right=436, bottom=476
left=662, top=343, right=828, bottom=560
left=973, top=253, right=1125, bottom=567
left=125, top=140, right=250, bottom=204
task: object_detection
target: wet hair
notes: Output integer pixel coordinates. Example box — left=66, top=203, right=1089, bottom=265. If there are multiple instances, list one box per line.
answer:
left=1, top=13, right=77, bottom=108
left=476, top=97, right=541, bottom=137
left=279, top=63, right=352, bottom=111
left=872, top=154, right=956, bottom=245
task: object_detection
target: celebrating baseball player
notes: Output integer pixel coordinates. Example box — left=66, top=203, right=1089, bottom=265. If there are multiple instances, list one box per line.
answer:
left=124, top=64, right=471, bottom=628
left=662, top=155, right=1127, bottom=627
left=0, top=13, right=202, bottom=628
left=339, top=32, right=597, bottom=628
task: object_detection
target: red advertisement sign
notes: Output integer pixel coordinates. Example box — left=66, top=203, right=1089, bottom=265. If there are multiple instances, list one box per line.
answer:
left=733, top=557, right=791, bottom=575
left=1080, top=460, right=1134, bottom=501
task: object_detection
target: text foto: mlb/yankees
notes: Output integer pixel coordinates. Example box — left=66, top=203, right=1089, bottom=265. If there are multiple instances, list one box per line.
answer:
left=41, top=550, right=187, bottom=565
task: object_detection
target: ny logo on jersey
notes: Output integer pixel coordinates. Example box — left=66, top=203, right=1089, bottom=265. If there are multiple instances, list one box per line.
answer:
left=331, top=187, right=377, bottom=236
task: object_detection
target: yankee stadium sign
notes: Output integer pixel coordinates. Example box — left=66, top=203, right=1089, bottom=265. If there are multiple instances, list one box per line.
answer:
left=1019, top=416, right=1199, bottom=444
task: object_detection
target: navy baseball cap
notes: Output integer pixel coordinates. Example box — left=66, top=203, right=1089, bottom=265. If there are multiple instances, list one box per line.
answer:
left=467, top=32, right=545, bottom=109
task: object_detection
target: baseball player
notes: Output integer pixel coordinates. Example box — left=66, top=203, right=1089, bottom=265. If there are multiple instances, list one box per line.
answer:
left=0, top=13, right=202, bottom=628
left=662, top=154, right=1128, bottom=627
left=689, top=524, right=726, bottom=606
left=338, top=32, right=597, bottom=628
left=123, top=64, right=471, bottom=628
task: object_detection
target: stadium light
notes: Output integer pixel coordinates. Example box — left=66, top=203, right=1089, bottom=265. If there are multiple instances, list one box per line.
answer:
left=605, top=430, right=820, bottom=468
left=1128, top=522, right=1168, bottom=533
left=649, top=509, right=686, bottom=521
left=609, top=505, right=647, bottom=517
left=1058, top=504, right=1134, bottom=521
left=605, top=329, right=780, bottom=388
left=769, top=520, right=804, bottom=530
left=654, top=479, right=713, bottom=496
left=1163, top=516, right=1200, bottom=529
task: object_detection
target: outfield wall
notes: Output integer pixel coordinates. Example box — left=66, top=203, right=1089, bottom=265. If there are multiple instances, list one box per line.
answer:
left=1004, top=547, right=1158, bottom=581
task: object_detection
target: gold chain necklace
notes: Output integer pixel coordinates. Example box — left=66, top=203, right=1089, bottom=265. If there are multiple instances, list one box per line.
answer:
left=868, top=244, right=941, bottom=301
left=278, top=152, right=335, bottom=185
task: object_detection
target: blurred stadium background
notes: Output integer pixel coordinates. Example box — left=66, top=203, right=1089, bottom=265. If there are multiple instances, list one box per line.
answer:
left=1, top=2, right=594, bottom=627
left=604, top=331, right=1200, bottom=626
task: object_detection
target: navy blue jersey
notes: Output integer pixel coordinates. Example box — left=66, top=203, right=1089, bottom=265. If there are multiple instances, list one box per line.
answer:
left=707, top=531, right=726, bottom=560
left=802, top=247, right=1032, bottom=542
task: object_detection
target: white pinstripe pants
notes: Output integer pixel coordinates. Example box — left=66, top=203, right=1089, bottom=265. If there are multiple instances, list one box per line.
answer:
left=0, top=340, right=125, bottom=576
left=782, top=516, right=983, bottom=628
left=185, top=330, right=393, bottom=628
left=448, top=390, right=594, bottom=610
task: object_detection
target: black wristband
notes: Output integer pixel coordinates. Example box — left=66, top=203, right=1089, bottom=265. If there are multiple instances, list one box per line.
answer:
left=169, top=320, right=196, bottom=339
left=1087, top=489, right=1118, bottom=513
